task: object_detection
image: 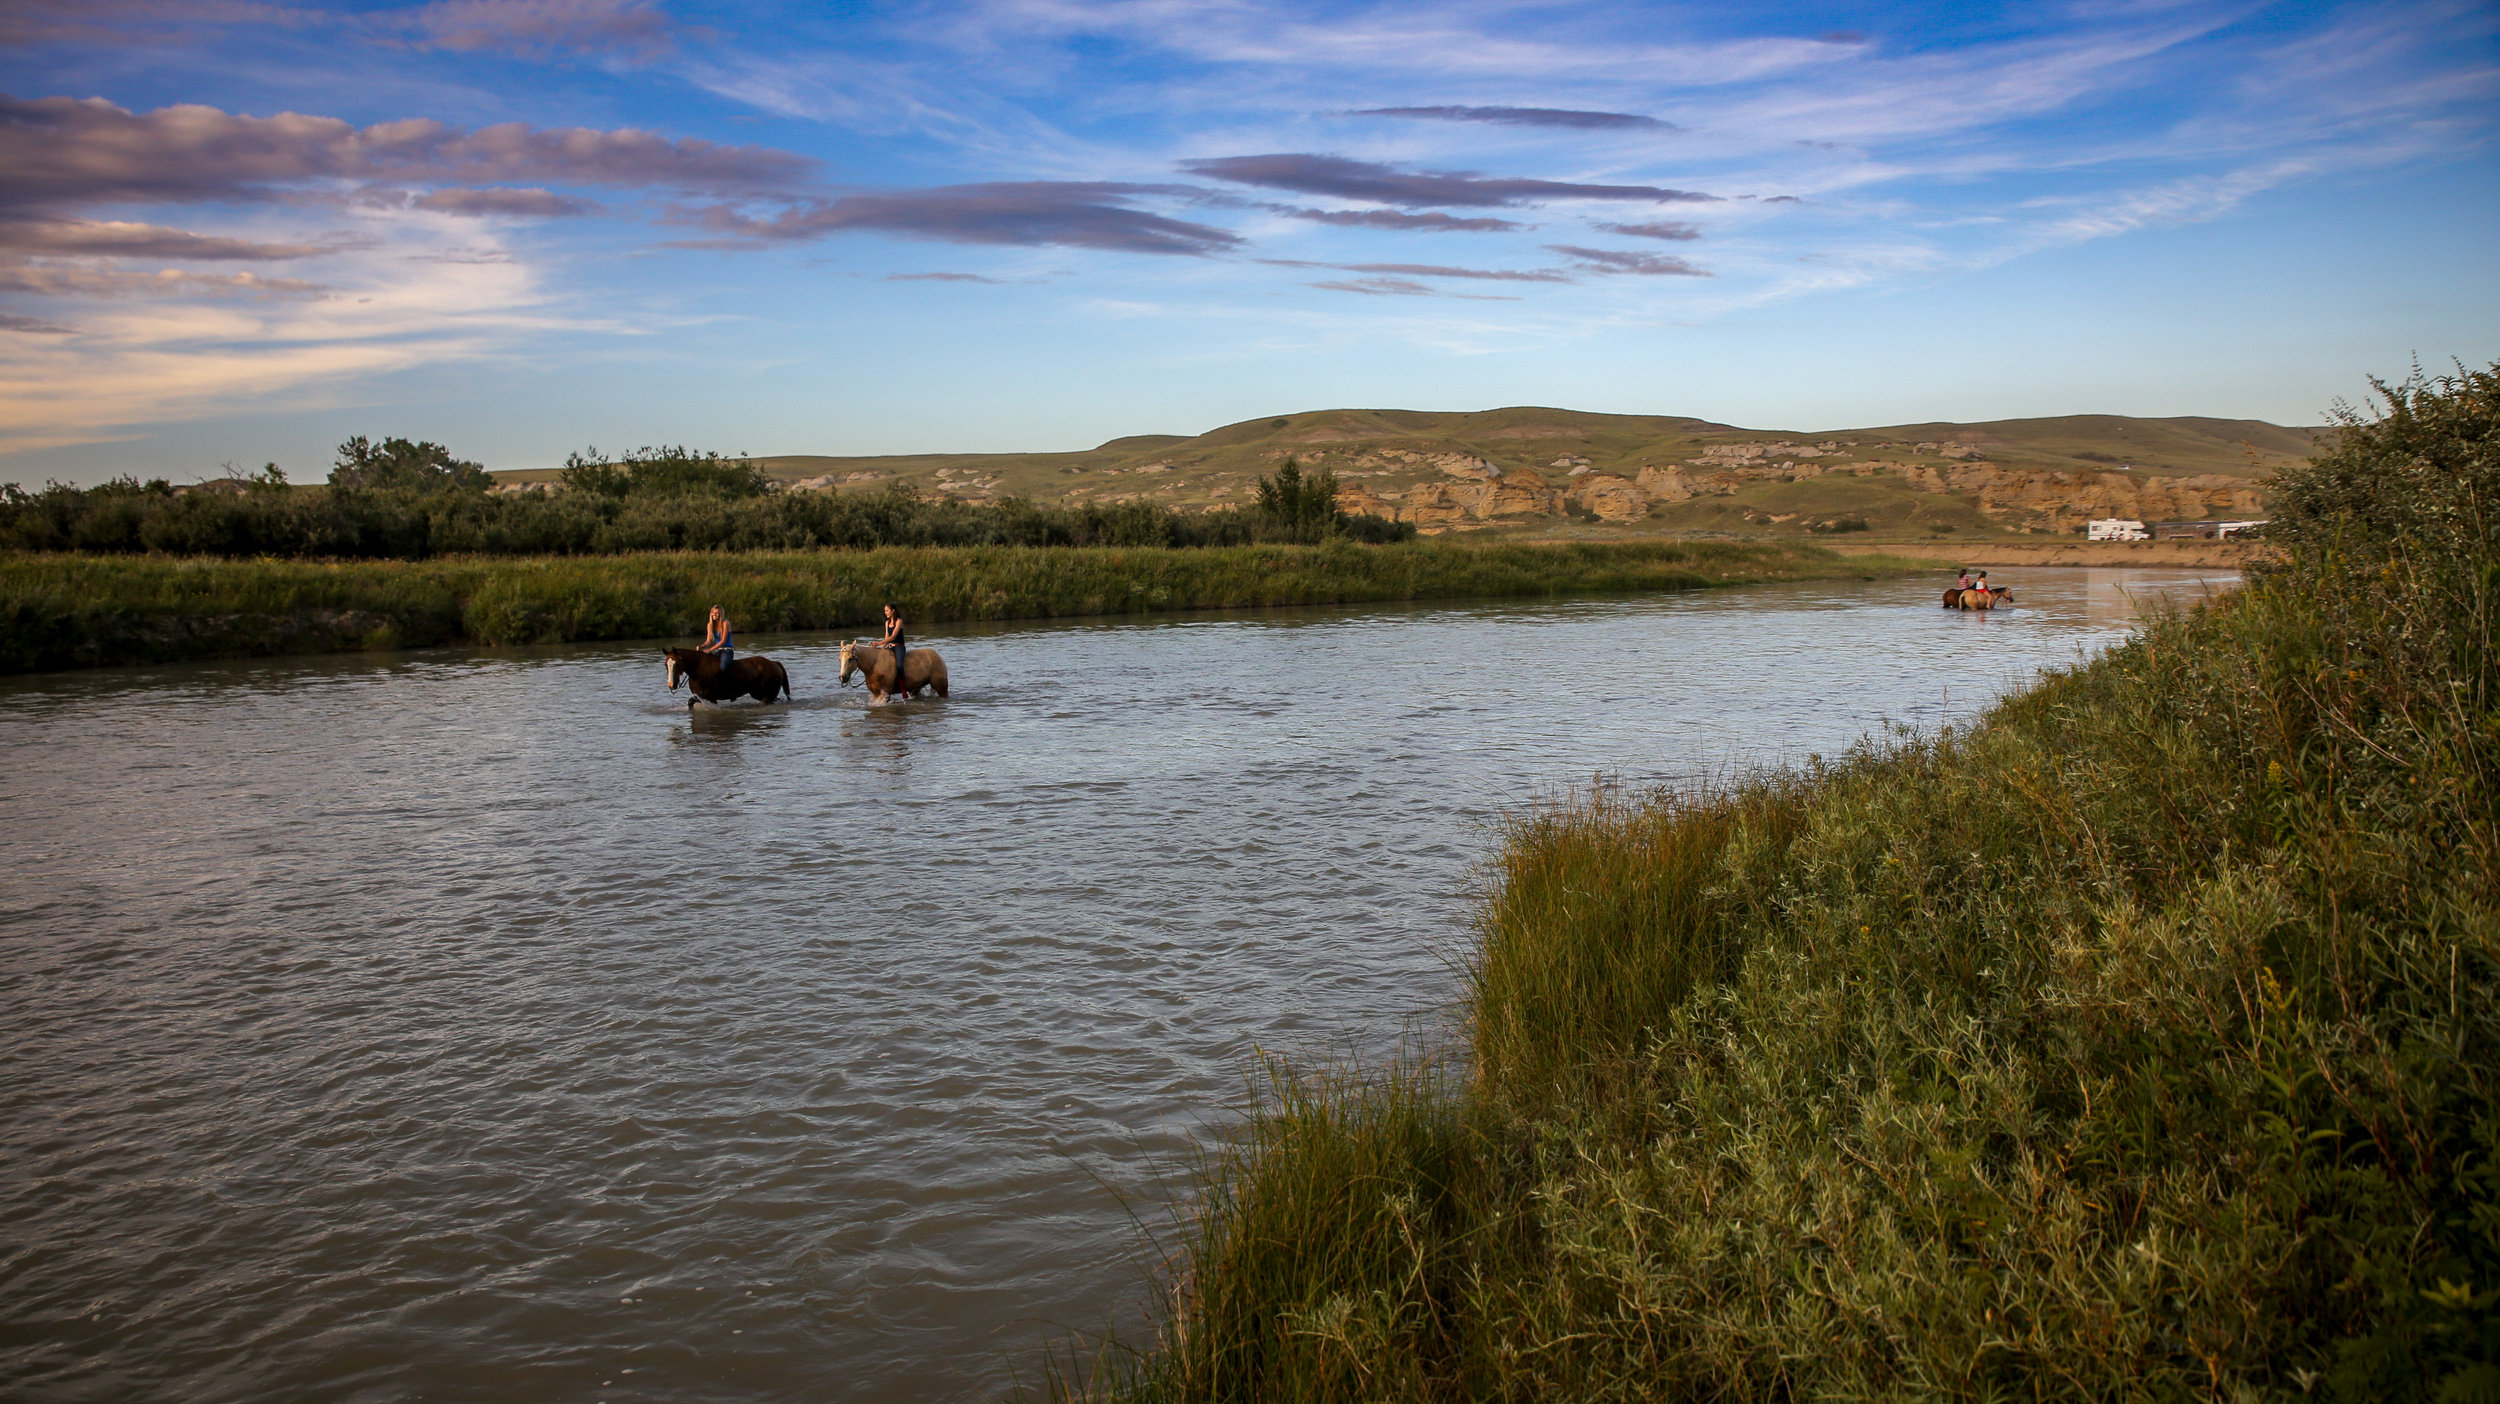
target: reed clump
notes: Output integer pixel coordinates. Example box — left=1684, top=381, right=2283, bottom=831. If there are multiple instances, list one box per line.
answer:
left=0, top=539, right=1911, bottom=673
left=1073, top=363, right=2499, bottom=1401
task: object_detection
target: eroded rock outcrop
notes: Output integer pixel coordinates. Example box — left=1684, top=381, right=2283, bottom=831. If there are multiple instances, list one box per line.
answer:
left=1567, top=474, right=1649, bottom=522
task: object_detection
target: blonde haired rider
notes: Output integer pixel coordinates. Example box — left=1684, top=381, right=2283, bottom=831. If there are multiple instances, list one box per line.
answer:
left=700, top=605, right=734, bottom=669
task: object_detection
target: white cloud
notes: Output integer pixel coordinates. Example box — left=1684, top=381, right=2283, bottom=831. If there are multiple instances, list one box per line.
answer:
left=0, top=210, right=582, bottom=455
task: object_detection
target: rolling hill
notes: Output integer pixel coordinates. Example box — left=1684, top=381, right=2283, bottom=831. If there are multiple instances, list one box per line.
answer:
left=493, top=407, right=2324, bottom=541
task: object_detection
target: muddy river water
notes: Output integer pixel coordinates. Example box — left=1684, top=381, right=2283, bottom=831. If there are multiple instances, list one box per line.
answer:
left=0, top=567, right=2229, bottom=1402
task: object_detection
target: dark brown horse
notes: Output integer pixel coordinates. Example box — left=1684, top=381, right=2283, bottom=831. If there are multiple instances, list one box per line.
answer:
left=663, top=647, right=791, bottom=709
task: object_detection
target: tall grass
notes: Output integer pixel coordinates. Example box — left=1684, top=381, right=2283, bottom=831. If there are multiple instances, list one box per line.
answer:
left=0, top=540, right=1919, bottom=672
left=1070, top=364, right=2500, bottom=1401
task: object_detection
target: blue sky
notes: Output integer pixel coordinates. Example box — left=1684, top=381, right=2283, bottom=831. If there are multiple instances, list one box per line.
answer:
left=1, top=0, right=2494, bottom=484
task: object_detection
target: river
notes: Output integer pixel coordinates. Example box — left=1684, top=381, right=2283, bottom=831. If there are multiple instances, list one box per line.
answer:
left=0, top=566, right=2227, bottom=1403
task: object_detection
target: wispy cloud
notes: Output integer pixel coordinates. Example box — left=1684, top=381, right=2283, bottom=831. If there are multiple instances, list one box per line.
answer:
left=1349, top=105, right=1672, bottom=130
left=682, top=181, right=1240, bottom=255
left=0, top=262, right=326, bottom=297
left=382, top=0, right=677, bottom=60
left=0, top=311, right=74, bottom=334
left=2, top=0, right=677, bottom=61
left=1339, top=260, right=1571, bottom=283
left=1311, top=275, right=1431, bottom=296
left=0, top=0, right=300, bottom=47
left=0, top=95, right=814, bottom=216
left=0, top=219, right=330, bottom=259
left=1183, top=154, right=1714, bottom=207
left=1277, top=207, right=1521, bottom=232
left=1595, top=219, right=1699, bottom=241
left=1306, top=274, right=1521, bottom=301
left=958, top=0, right=1849, bottom=86
left=1265, top=257, right=1573, bottom=284
left=412, top=187, right=603, bottom=216
left=888, top=270, right=1005, bottom=283
left=0, top=214, right=576, bottom=455
left=1546, top=244, right=1707, bottom=276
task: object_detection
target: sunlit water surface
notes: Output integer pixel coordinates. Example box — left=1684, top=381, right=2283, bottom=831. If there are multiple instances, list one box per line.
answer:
left=0, top=567, right=2229, bottom=1402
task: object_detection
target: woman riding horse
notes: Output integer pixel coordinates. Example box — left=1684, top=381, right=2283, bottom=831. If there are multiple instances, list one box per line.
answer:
left=878, top=603, right=906, bottom=685
left=700, top=605, right=734, bottom=668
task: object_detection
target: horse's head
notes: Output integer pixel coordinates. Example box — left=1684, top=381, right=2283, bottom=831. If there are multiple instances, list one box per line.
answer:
left=663, top=647, right=693, bottom=691
left=837, top=642, right=858, bottom=686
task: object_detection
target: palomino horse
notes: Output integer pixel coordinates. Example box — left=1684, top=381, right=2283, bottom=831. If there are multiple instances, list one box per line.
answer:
left=663, top=647, right=792, bottom=709
left=1941, top=586, right=2016, bottom=610
left=839, top=641, right=948, bottom=701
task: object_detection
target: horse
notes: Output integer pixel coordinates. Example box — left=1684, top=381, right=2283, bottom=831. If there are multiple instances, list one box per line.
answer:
left=663, top=647, right=791, bottom=710
left=839, top=640, right=949, bottom=702
left=1941, top=586, right=2015, bottom=611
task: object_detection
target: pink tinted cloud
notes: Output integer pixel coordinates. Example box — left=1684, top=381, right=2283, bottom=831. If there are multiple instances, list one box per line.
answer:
left=0, top=262, right=325, bottom=297
left=0, top=0, right=300, bottom=47
left=0, top=95, right=815, bottom=214
left=0, top=219, right=329, bottom=258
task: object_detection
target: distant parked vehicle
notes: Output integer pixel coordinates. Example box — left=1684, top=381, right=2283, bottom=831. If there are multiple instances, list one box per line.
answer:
left=2088, top=517, right=2150, bottom=541
left=2151, top=519, right=2270, bottom=540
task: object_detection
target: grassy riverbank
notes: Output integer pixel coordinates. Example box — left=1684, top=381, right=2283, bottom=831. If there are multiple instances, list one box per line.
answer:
left=1065, top=368, right=2498, bottom=1400
left=0, top=539, right=1928, bottom=673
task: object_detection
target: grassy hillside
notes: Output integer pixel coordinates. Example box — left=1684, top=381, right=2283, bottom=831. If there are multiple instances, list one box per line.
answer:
left=0, top=540, right=1928, bottom=673
left=494, top=407, right=2319, bottom=543
left=1056, top=366, right=2497, bottom=1401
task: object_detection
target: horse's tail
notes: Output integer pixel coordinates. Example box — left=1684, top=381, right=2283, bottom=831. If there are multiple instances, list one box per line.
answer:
left=777, top=660, right=792, bottom=701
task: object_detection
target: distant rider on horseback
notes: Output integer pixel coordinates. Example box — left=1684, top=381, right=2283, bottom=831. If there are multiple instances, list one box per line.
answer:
left=701, top=605, right=735, bottom=670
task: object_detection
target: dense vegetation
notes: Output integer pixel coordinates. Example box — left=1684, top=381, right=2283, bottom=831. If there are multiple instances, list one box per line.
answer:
left=0, top=443, right=1410, bottom=559
left=0, top=540, right=1916, bottom=673
left=1065, top=364, right=2499, bottom=1401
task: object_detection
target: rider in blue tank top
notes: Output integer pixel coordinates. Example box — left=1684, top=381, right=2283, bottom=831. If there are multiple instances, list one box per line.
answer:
left=701, top=605, right=735, bottom=668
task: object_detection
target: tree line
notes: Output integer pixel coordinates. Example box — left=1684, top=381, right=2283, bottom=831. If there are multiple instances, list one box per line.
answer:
left=0, top=440, right=1412, bottom=558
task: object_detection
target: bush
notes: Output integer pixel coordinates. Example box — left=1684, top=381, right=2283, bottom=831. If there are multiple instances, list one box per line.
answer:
left=559, top=445, right=773, bottom=500
left=329, top=436, right=491, bottom=494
